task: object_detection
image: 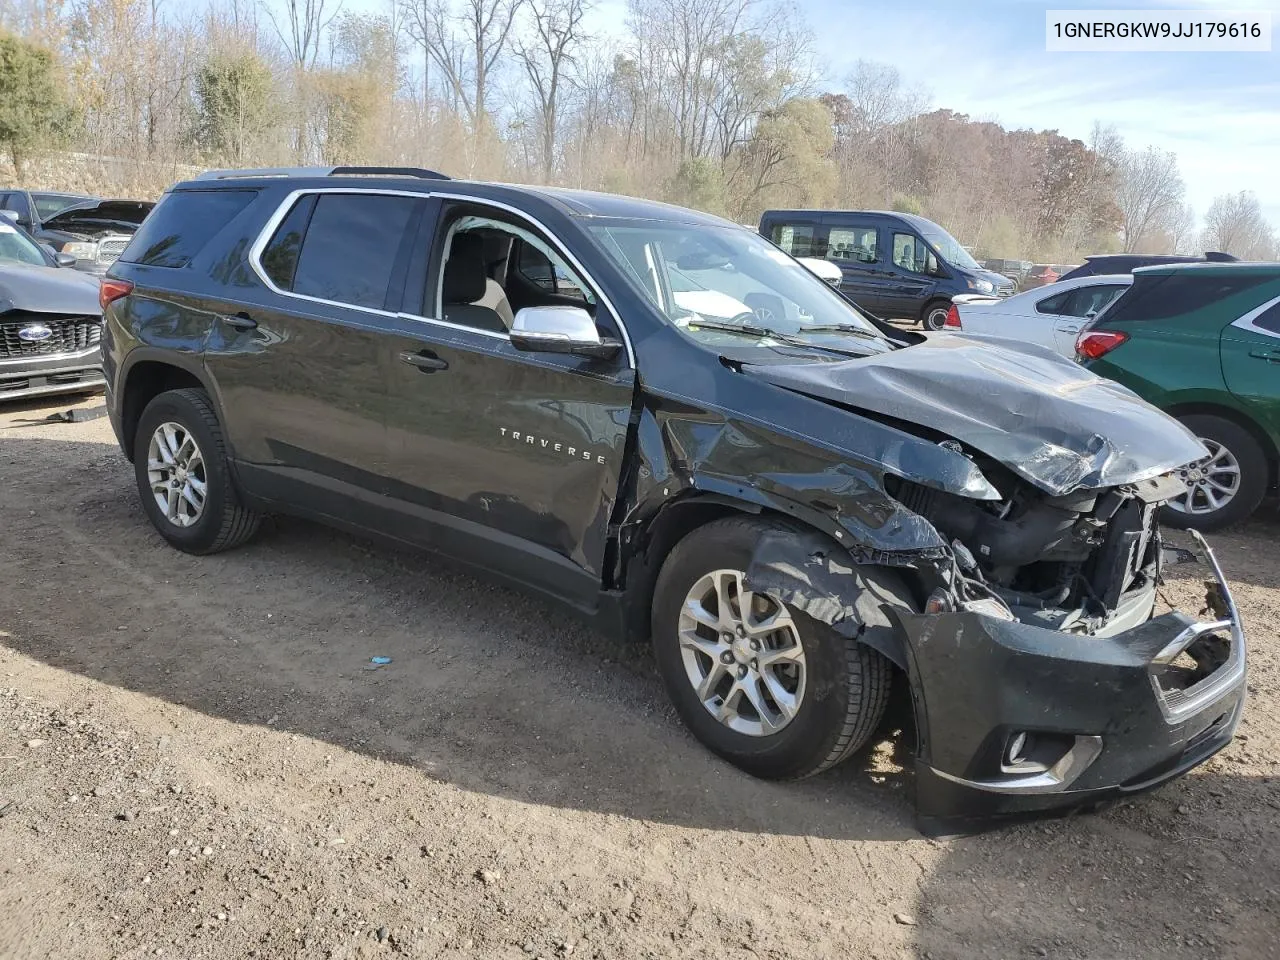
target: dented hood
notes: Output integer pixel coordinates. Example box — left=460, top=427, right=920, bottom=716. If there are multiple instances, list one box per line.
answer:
left=0, top=262, right=101, bottom=315
left=744, top=333, right=1207, bottom=496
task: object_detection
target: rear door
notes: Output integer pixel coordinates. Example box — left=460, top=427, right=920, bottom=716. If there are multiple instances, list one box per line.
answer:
left=821, top=217, right=894, bottom=315
left=1221, top=294, right=1280, bottom=442
left=1049, top=282, right=1129, bottom=356
left=203, top=189, right=425, bottom=510
left=379, top=199, right=635, bottom=609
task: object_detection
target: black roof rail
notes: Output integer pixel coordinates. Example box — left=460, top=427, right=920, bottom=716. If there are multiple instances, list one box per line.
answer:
left=194, top=166, right=450, bottom=181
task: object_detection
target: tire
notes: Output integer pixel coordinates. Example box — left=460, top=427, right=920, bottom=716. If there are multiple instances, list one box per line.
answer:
left=921, top=300, right=950, bottom=331
left=651, top=516, right=892, bottom=780
left=133, top=388, right=261, bottom=554
left=1162, top=414, right=1269, bottom=532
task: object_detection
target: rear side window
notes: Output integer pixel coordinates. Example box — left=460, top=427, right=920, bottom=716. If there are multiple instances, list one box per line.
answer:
left=770, top=222, right=823, bottom=258
left=1253, top=301, right=1280, bottom=334
left=1103, top=274, right=1271, bottom=325
left=121, top=190, right=256, bottom=268
left=265, top=193, right=419, bottom=310
left=827, top=226, right=878, bottom=264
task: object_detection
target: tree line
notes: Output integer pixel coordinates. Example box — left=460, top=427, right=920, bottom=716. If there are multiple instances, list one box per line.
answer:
left=0, top=0, right=1275, bottom=263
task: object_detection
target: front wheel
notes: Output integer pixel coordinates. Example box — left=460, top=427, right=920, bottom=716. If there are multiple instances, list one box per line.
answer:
left=651, top=517, right=891, bottom=780
left=921, top=300, right=950, bottom=331
left=1162, top=414, right=1269, bottom=531
left=133, top=388, right=261, bottom=554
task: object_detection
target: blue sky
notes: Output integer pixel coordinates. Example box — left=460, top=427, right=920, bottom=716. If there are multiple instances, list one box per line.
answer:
left=341, top=0, right=1279, bottom=228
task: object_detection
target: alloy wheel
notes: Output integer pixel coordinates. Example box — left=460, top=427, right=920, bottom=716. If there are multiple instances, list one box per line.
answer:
left=1171, top=439, right=1241, bottom=517
left=677, top=569, right=806, bottom=737
left=146, top=421, right=207, bottom=528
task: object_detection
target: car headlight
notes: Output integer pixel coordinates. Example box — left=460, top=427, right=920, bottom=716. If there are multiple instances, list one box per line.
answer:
left=968, top=278, right=994, bottom=294
left=59, top=241, right=97, bottom=260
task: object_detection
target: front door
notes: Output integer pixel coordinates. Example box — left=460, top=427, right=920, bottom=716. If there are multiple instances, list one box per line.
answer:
left=381, top=202, right=636, bottom=610
left=1221, top=294, right=1280, bottom=441
left=204, top=189, right=425, bottom=508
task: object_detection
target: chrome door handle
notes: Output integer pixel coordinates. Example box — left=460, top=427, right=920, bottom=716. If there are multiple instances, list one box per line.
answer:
left=399, top=350, right=448, bottom=372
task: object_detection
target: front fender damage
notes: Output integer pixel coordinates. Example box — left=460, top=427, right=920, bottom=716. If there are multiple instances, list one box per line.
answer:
left=741, top=527, right=916, bottom=670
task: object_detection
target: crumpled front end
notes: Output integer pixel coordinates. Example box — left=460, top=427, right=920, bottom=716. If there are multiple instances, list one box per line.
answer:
left=738, top=455, right=1246, bottom=835
left=903, top=532, right=1245, bottom=835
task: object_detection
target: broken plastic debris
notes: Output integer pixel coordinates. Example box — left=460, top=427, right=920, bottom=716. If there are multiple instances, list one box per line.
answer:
left=370, top=656, right=392, bottom=665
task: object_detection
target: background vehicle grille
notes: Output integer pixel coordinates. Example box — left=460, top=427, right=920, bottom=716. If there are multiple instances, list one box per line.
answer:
left=96, top=238, right=130, bottom=264
left=0, top=314, right=101, bottom=358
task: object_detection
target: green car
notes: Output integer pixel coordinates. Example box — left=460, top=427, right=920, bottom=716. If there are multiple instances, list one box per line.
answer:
left=1078, top=262, right=1280, bottom=530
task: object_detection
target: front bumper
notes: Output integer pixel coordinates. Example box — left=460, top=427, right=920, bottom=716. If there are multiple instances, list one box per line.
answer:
left=903, top=532, right=1246, bottom=836
left=0, top=347, right=106, bottom=400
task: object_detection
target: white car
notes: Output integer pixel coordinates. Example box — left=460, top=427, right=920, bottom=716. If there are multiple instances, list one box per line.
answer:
left=944, top=274, right=1133, bottom=358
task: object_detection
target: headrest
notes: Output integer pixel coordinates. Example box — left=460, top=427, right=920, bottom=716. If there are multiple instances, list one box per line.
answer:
left=443, top=232, right=488, bottom=304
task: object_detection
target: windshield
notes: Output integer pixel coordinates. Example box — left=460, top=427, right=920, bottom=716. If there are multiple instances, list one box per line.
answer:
left=917, top=222, right=980, bottom=270
left=587, top=220, right=885, bottom=353
left=0, top=222, right=48, bottom=266
left=33, top=194, right=90, bottom=220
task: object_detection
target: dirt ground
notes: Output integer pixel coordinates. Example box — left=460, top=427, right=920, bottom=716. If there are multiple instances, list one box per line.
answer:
left=1, top=392, right=1278, bottom=960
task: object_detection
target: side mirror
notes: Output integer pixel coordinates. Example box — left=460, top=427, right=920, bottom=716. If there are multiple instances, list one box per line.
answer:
left=510, top=305, right=621, bottom=361
left=54, top=252, right=77, bottom=267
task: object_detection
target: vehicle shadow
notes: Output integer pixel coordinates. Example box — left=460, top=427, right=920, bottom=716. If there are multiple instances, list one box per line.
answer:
left=0, top=434, right=920, bottom=843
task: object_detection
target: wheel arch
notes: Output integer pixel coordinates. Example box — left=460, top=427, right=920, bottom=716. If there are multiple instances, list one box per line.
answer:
left=618, top=491, right=918, bottom=673
left=118, top=355, right=214, bottom=462
left=1162, top=400, right=1279, bottom=489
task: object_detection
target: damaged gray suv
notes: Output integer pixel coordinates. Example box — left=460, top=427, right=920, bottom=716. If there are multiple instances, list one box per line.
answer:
left=101, top=168, right=1246, bottom=834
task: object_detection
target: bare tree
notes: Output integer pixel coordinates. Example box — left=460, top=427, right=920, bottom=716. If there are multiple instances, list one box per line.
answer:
left=514, top=0, right=589, bottom=181
left=266, top=0, right=340, bottom=68
left=403, top=0, right=522, bottom=126
left=1115, top=145, right=1185, bottom=253
left=1203, top=190, right=1276, bottom=258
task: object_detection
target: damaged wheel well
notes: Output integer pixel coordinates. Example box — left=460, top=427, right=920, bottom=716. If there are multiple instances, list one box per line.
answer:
left=621, top=496, right=762, bottom=645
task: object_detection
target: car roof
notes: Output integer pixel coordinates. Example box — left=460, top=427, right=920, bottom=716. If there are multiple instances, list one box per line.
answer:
left=760, top=208, right=935, bottom=228
left=172, top=172, right=736, bottom=227
left=1132, top=260, right=1280, bottom=278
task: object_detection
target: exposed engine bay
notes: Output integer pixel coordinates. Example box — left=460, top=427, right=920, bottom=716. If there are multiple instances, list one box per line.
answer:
left=887, top=452, right=1185, bottom=634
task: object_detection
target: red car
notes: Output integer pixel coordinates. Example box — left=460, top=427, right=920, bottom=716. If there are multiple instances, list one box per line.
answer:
left=1021, top=263, right=1079, bottom=290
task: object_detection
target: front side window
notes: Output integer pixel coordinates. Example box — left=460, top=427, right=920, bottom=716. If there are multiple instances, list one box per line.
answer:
left=434, top=213, right=597, bottom=335
left=892, top=232, right=938, bottom=276
left=827, top=226, right=878, bottom=264
left=916, top=221, right=980, bottom=270
left=265, top=193, right=419, bottom=310
left=588, top=219, right=889, bottom=359
left=0, top=221, right=46, bottom=266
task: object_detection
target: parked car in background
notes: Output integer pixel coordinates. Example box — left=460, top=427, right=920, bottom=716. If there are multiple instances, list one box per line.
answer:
left=760, top=209, right=1015, bottom=329
left=35, top=199, right=155, bottom=275
left=982, top=258, right=1033, bottom=290
left=1078, top=261, right=1280, bottom=530
left=0, top=216, right=104, bottom=401
left=944, top=274, right=1132, bottom=357
left=100, top=167, right=1243, bottom=835
left=1021, top=263, right=1079, bottom=290
left=0, top=188, right=98, bottom=233
left=1060, top=251, right=1239, bottom=282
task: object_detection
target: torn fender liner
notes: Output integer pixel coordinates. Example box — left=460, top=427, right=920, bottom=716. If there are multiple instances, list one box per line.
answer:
left=742, top=333, right=1208, bottom=496
left=742, top=528, right=914, bottom=667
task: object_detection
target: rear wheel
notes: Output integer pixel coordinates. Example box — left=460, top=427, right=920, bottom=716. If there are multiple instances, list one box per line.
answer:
left=651, top=517, right=891, bottom=780
left=1162, top=414, right=1268, bottom=531
left=133, top=388, right=261, bottom=554
left=921, top=300, right=950, bottom=331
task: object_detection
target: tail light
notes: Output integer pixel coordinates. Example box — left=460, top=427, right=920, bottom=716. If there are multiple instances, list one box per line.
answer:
left=944, top=304, right=961, bottom=328
left=1076, top=329, right=1128, bottom=360
left=99, top=278, right=133, bottom=312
